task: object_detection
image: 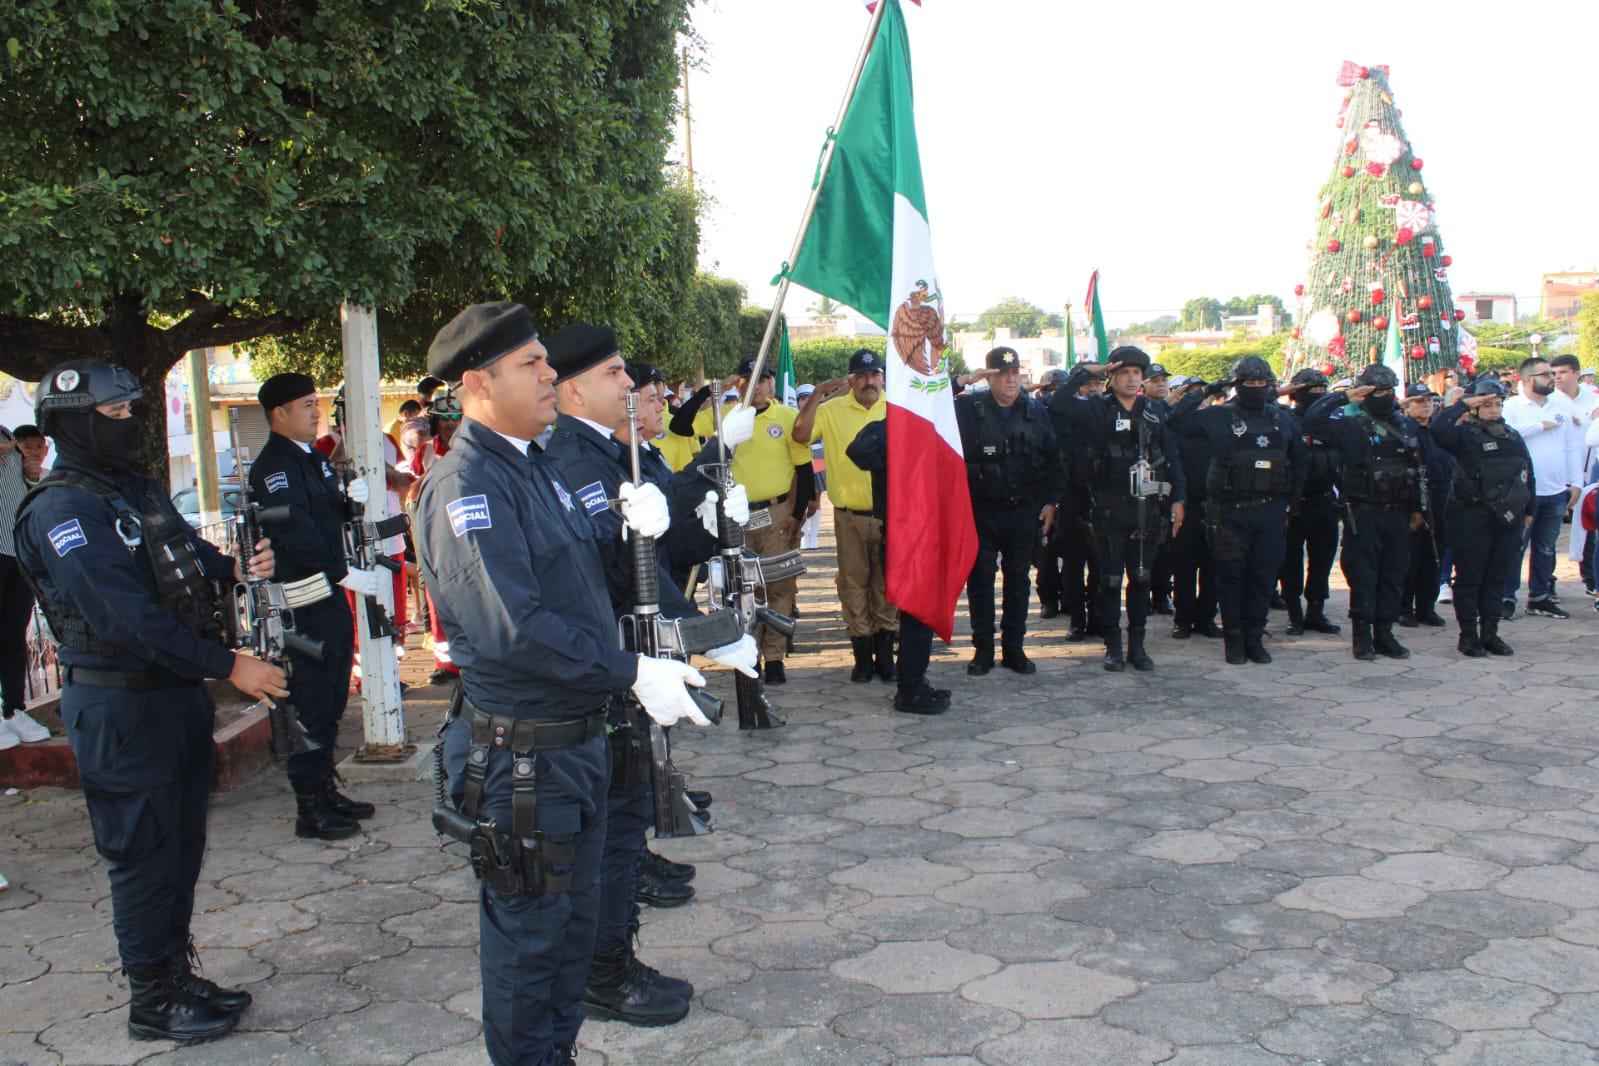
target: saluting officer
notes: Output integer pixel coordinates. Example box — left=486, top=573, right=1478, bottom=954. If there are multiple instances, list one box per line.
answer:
left=1165, top=377, right=1222, bottom=641
left=1277, top=368, right=1343, bottom=636
left=954, top=346, right=1061, bottom=676
left=542, top=324, right=757, bottom=1028
left=1169, top=357, right=1307, bottom=665
left=416, top=303, right=714, bottom=1066
left=1031, top=369, right=1070, bottom=619
left=250, top=374, right=382, bottom=839
left=1049, top=347, right=1186, bottom=672
left=1304, top=363, right=1430, bottom=662
left=1427, top=378, right=1535, bottom=657
left=15, top=360, right=287, bottom=1045
left=1399, top=382, right=1453, bottom=629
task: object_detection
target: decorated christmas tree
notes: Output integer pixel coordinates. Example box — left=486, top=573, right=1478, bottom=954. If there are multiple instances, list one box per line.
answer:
left=1284, top=62, right=1463, bottom=381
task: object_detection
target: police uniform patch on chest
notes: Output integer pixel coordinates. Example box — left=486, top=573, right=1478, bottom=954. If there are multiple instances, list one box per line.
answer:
left=575, top=481, right=609, bottom=516
left=983, top=445, right=999, bottom=456
left=1255, top=435, right=1271, bottom=448
left=264, top=471, right=290, bottom=494
left=1483, top=441, right=1498, bottom=451
left=446, top=495, right=492, bottom=537
left=551, top=480, right=575, bottom=512
left=48, top=519, right=88, bottom=557
left=767, top=424, right=783, bottom=439
left=1115, top=418, right=1131, bottom=432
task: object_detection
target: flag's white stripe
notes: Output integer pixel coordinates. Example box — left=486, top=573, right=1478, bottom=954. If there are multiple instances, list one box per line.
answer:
left=886, top=193, right=962, bottom=456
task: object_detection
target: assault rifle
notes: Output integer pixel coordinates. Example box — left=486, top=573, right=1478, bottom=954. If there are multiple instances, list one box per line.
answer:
left=334, top=460, right=409, bottom=640
left=617, top=392, right=738, bottom=838
left=227, top=414, right=330, bottom=759
left=698, top=400, right=805, bottom=730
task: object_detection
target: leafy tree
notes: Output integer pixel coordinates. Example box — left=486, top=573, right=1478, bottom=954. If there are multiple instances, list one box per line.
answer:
left=1224, top=294, right=1291, bottom=325
left=1125, top=314, right=1180, bottom=335
left=786, top=334, right=965, bottom=388
left=1153, top=333, right=1289, bottom=383
left=806, top=296, right=847, bottom=325
left=0, top=0, right=692, bottom=468
left=1181, top=298, right=1225, bottom=331
left=1578, top=292, right=1599, bottom=366
left=976, top=297, right=1049, bottom=338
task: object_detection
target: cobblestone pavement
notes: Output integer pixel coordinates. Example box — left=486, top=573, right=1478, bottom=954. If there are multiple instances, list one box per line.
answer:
left=4, top=515, right=1599, bottom=1064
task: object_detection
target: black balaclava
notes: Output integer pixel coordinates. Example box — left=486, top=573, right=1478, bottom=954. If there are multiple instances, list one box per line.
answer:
left=1236, top=384, right=1272, bottom=410
left=53, top=410, right=144, bottom=476
left=1363, top=393, right=1397, bottom=419
left=1293, top=388, right=1326, bottom=413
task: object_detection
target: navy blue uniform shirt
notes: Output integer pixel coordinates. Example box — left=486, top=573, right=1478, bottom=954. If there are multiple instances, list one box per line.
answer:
left=416, top=418, right=637, bottom=718
left=1048, top=366, right=1188, bottom=505
left=248, top=432, right=348, bottom=585
left=15, top=459, right=237, bottom=679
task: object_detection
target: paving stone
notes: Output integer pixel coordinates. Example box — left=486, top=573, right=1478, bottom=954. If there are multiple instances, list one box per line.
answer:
left=1361, top=851, right=1508, bottom=892
left=141, top=1030, right=324, bottom=1064
left=1076, top=927, right=1245, bottom=984
left=960, top=961, right=1137, bottom=1018
left=1213, top=948, right=1392, bottom=1006
left=37, top=1008, right=164, bottom=1066
left=834, top=993, right=1021, bottom=1057
left=831, top=940, right=1000, bottom=994
left=1408, top=890, right=1568, bottom=938
left=692, top=1026, right=893, bottom=1066
left=1532, top=993, right=1599, bottom=1047
left=1241, top=840, right=1383, bottom=877
left=920, top=808, right=1048, bottom=840
left=1495, top=864, right=1599, bottom=906
left=717, top=878, right=869, bottom=924
left=829, top=896, right=981, bottom=942
left=1432, top=1029, right=1599, bottom=1065
left=293, top=882, right=437, bottom=924
left=713, top=920, right=873, bottom=971
left=1465, top=937, right=1599, bottom=993
left=1178, top=904, right=1342, bottom=952
left=1148, top=863, right=1298, bottom=906
left=945, top=915, right=1110, bottom=964
left=293, top=999, right=477, bottom=1064
left=0, top=901, right=110, bottom=948
left=829, top=857, right=969, bottom=896
left=1274, top=875, right=1427, bottom=920
left=218, top=865, right=356, bottom=901
left=700, top=969, right=881, bottom=1029
left=1100, top=982, right=1288, bottom=1045
left=1369, top=969, right=1554, bottom=1030
left=238, top=973, right=374, bottom=1032
left=974, top=1018, right=1174, bottom=1065
left=187, top=899, right=321, bottom=949
left=724, top=843, right=864, bottom=880
left=1160, top=1048, right=1298, bottom=1065
left=1050, top=886, right=1213, bottom=930
left=1315, top=918, right=1489, bottom=971
left=344, top=946, right=479, bottom=1003
left=250, top=921, right=410, bottom=974
left=935, top=872, right=1086, bottom=914
left=927, top=839, right=1062, bottom=873
left=1446, top=830, right=1584, bottom=868
left=379, top=901, right=481, bottom=947
left=0, top=1034, right=59, bottom=1065
left=2, top=972, right=121, bottom=1033
left=1257, top=1004, right=1454, bottom=1064
left=1552, top=910, right=1599, bottom=947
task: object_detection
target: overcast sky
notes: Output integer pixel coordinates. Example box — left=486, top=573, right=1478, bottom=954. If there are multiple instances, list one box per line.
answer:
left=680, top=0, right=1598, bottom=328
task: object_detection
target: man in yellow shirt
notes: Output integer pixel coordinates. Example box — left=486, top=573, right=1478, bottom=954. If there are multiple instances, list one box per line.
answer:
left=674, top=358, right=814, bottom=683
left=795, top=348, right=896, bottom=683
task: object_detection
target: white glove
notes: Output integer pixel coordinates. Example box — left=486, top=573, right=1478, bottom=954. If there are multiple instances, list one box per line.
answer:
left=721, top=404, right=757, bottom=448
left=706, top=633, right=759, bottom=678
left=618, top=481, right=670, bottom=540
left=338, top=566, right=383, bottom=598
left=631, top=656, right=712, bottom=727
left=723, top=483, right=750, bottom=526
left=345, top=477, right=370, bottom=505
left=695, top=490, right=719, bottom=537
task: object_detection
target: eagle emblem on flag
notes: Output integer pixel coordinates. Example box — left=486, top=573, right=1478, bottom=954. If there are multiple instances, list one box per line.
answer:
left=891, top=279, right=947, bottom=375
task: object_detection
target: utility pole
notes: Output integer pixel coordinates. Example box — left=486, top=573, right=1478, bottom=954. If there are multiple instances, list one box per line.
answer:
left=681, top=47, right=695, bottom=192
left=186, top=348, right=219, bottom=517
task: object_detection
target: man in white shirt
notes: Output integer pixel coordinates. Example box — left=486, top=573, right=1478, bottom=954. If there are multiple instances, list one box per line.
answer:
left=1551, top=354, right=1599, bottom=595
left=1503, top=356, right=1585, bottom=618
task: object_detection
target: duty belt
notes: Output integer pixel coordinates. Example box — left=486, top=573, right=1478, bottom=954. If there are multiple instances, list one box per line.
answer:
left=467, top=704, right=608, bottom=754
left=748, top=491, right=789, bottom=510
left=64, top=665, right=196, bottom=691
left=840, top=506, right=876, bottom=516
left=1212, top=495, right=1280, bottom=512
left=1350, top=499, right=1411, bottom=514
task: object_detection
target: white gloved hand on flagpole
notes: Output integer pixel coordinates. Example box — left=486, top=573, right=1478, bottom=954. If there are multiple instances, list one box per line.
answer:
left=721, top=404, right=757, bottom=448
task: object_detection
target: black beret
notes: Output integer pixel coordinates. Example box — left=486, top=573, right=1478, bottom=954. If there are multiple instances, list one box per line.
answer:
left=736, top=356, right=775, bottom=379
left=626, top=362, right=665, bottom=390
left=427, top=302, right=539, bottom=383
left=1107, top=345, right=1151, bottom=371
left=985, top=347, right=1019, bottom=370
left=258, top=372, right=316, bottom=411
left=849, top=348, right=883, bottom=374
left=546, top=323, right=620, bottom=383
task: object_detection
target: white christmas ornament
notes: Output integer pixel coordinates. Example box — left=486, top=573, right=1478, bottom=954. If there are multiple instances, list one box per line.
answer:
left=1305, top=309, right=1341, bottom=347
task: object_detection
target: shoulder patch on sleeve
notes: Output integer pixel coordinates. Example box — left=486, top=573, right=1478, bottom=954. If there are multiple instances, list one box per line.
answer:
left=446, top=495, right=492, bottom=537
left=575, top=481, right=609, bottom=516
left=264, top=471, right=290, bottom=494
left=48, top=519, right=88, bottom=557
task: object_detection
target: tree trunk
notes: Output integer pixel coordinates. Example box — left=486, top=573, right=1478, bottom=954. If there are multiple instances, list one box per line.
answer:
left=100, top=293, right=180, bottom=485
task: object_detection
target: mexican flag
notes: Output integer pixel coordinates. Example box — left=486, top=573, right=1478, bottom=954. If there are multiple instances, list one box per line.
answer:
left=1085, top=270, right=1109, bottom=362
left=1382, top=306, right=1406, bottom=389
left=788, top=0, right=974, bottom=642
left=1064, top=304, right=1076, bottom=365
left=776, top=316, right=798, bottom=407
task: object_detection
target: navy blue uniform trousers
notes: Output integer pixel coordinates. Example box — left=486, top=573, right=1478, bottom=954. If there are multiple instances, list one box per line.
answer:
left=967, top=503, right=1039, bottom=651
left=1446, top=507, right=1522, bottom=625
left=285, top=598, right=355, bottom=791
left=1212, top=500, right=1289, bottom=636
left=64, top=680, right=214, bottom=970
left=1341, top=506, right=1412, bottom=623
left=1280, top=495, right=1340, bottom=606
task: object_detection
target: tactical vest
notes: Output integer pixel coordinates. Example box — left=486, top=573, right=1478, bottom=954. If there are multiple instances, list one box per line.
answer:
left=16, top=471, right=227, bottom=655
left=1206, top=406, right=1295, bottom=501
left=1450, top=420, right=1532, bottom=527
left=1341, top=410, right=1420, bottom=508
left=1094, top=402, right=1170, bottom=503
left=965, top=395, right=1052, bottom=505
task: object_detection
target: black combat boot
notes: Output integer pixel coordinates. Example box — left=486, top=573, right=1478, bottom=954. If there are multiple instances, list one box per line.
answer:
left=1415, top=609, right=1447, bottom=627
left=1040, top=600, right=1060, bottom=619
left=1457, top=621, right=1487, bottom=658
left=555, top=1046, right=578, bottom=1065
left=1000, top=647, right=1036, bottom=675
left=873, top=630, right=896, bottom=682
left=125, top=965, right=239, bottom=1045
left=1126, top=628, right=1153, bottom=672
left=967, top=642, right=994, bottom=677
left=1102, top=629, right=1125, bottom=672
left=322, top=771, right=375, bottom=821
left=1284, top=599, right=1305, bottom=635
left=627, top=917, right=693, bottom=1000
left=1303, top=600, right=1341, bottom=634
left=1224, top=632, right=1248, bottom=665
left=685, top=789, right=713, bottom=811
left=850, top=636, right=874, bottom=682
left=1351, top=620, right=1377, bottom=662
left=639, top=847, right=695, bottom=884
left=763, top=660, right=786, bottom=685
left=1397, top=611, right=1419, bottom=628
left=894, top=682, right=951, bottom=715
left=1372, top=622, right=1411, bottom=659
left=1244, top=631, right=1272, bottom=664
left=169, top=938, right=252, bottom=1012
left=1171, top=618, right=1192, bottom=640
left=635, top=864, right=694, bottom=908
left=582, top=945, right=689, bottom=1026
left=294, top=786, right=360, bottom=841
left=1480, top=614, right=1515, bottom=656
left=1192, top=619, right=1224, bottom=638
left=1065, top=620, right=1088, bottom=642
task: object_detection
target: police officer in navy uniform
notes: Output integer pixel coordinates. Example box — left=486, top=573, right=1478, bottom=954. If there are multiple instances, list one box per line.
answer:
left=542, top=324, right=756, bottom=1029
left=1045, top=370, right=1104, bottom=642
left=1304, top=363, right=1430, bottom=662
left=955, top=346, right=1062, bottom=676
left=1278, top=368, right=1343, bottom=636
left=417, top=303, right=714, bottom=1066
left=1169, top=357, right=1308, bottom=665
left=1049, top=347, right=1187, bottom=672
left=1426, top=377, right=1535, bottom=657
left=15, top=360, right=288, bottom=1045
left=250, top=373, right=381, bottom=839
left=1165, top=377, right=1221, bottom=641
left=1398, top=382, right=1453, bottom=629
left=1031, top=369, right=1070, bottom=619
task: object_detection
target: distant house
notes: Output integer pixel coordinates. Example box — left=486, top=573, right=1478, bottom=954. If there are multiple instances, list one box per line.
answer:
left=1456, top=292, right=1517, bottom=325
left=1540, top=271, right=1598, bottom=320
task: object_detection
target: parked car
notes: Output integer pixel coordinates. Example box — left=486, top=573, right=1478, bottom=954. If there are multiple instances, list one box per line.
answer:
left=173, top=479, right=246, bottom=530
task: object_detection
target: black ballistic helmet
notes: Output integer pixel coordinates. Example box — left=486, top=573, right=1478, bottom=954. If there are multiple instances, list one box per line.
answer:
left=1356, top=364, right=1399, bottom=390
left=36, top=359, right=142, bottom=434
left=1231, top=356, right=1275, bottom=384
left=1290, top=367, right=1329, bottom=389
left=1106, top=345, right=1151, bottom=371
left=1470, top=377, right=1507, bottom=399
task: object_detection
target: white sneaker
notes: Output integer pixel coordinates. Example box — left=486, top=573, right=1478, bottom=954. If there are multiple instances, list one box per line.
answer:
left=1437, top=583, right=1454, bottom=604
left=0, top=721, right=18, bottom=751
left=5, top=711, right=50, bottom=743
left=0, top=871, right=9, bottom=891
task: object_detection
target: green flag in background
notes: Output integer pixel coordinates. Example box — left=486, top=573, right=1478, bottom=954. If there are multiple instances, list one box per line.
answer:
left=1085, top=270, right=1109, bottom=362
left=776, top=316, right=797, bottom=407
left=1382, top=307, right=1406, bottom=390
left=1064, top=305, right=1076, bottom=366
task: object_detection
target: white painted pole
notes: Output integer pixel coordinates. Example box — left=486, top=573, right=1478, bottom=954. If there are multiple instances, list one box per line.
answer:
left=339, top=303, right=407, bottom=753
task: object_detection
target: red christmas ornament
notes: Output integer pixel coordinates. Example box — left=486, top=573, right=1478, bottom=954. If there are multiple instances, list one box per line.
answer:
left=1294, top=284, right=1305, bottom=297
left=1409, top=345, right=1425, bottom=360
left=1328, top=336, right=1347, bottom=358
left=1344, top=138, right=1358, bottom=156
left=1321, top=363, right=1337, bottom=376
left=1359, top=66, right=1370, bottom=79
left=1453, top=309, right=1465, bottom=321
left=1341, top=165, right=1357, bottom=178
left=1365, top=161, right=1387, bottom=178
left=1394, top=227, right=1414, bottom=245
left=1418, top=295, right=1433, bottom=310
left=1441, top=255, right=1453, bottom=267
left=1346, top=309, right=1362, bottom=324
left=1290, top=327, right=1301, bottom=340
left=1326, top=238, right=1341, bottom=253
left=1369, top=282, right=1386, bottom=305
left=1410, top=158, right=1424, bottom=171
left=1372, top=316, right=1388, bottom=331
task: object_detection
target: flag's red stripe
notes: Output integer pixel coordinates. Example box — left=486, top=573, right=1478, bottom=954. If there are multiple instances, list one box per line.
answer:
left=1084, top=269, right=1099, bottom=322
left=885, top=404, right=976, bottom=644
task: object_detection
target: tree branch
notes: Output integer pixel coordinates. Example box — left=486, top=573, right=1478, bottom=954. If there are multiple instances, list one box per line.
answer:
left=0, top=315, right=113, bottom=379
left=187, top=311, right=309, bottom=350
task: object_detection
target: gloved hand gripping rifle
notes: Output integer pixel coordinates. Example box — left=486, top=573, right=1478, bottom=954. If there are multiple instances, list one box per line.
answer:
left=335, top=460, right=410, bottom=640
